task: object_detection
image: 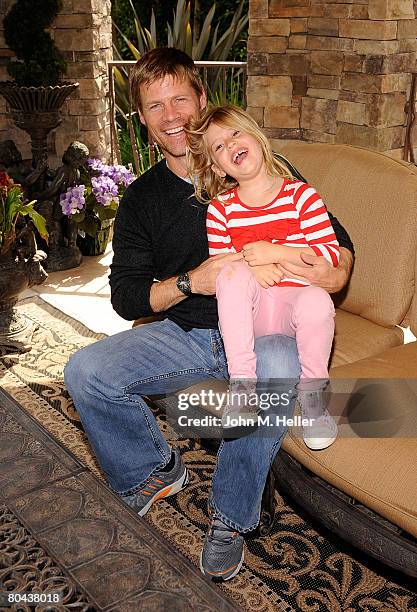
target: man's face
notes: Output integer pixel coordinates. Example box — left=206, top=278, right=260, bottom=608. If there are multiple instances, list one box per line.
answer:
left=138, top=75, right=206, bottom=162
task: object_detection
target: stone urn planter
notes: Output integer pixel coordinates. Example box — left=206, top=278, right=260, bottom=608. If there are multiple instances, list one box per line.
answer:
left=0, top=82, right=79, bottom=165
left=0, top=244, right=47, bottom=354
left=0, top=0, right=79, bottom=170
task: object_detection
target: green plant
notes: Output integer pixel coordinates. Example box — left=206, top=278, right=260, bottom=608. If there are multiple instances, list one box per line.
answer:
left=0, top=173, right=47, bottom=256
left=117, top=121, right=163, bottom=173
left=208, top=65, right=245, bottom=106
left=4, top=0, right=66, bottom=86
left=112, top=0, right=247, bottom=173
left=114, top=0, right=247, bottom=62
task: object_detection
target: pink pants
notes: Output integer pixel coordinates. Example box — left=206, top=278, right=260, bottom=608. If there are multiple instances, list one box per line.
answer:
left=216, top=261, right=335, bottom=385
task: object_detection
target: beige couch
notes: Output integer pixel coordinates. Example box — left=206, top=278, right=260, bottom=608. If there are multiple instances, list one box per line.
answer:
left=274, top=141, right=417, bottom=573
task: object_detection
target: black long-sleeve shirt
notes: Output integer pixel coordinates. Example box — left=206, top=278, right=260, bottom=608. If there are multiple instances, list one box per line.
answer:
left=110, top=161, right=354, bottom=330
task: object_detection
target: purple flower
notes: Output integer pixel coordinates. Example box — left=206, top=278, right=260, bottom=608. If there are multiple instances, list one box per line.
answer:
left=91, top=175, right=119, bottom=206
left=103, top=164, right=135, bottom=187
left=87, top=158, right=105, bottom=173
left=87, top=158, right=135, bottom=188
left=60, top=184, right=86, bottom=216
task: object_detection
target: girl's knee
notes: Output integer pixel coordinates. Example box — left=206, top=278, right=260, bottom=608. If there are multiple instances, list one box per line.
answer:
left=216, top=260, right=253, bottom=288
left=295, top=287, right=335, bottom=319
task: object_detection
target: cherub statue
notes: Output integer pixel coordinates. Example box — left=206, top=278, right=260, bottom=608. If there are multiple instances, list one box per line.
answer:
left=34, top=141, right=89, bottom=272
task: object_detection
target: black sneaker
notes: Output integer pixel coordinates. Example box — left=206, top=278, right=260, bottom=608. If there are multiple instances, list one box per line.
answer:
left=122, top=447, right=188, bottom=516
left=200, top=517, right=244, bottom=581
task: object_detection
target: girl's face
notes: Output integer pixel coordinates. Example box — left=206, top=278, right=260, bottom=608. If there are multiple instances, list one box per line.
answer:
left=204, top=122, right=264, bottom=183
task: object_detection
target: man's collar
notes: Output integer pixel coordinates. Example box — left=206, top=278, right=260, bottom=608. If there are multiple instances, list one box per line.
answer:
left=165, top=159, right=192, bottom=183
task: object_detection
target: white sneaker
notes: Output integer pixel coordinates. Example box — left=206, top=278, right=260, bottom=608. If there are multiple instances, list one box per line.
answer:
left=302, top=409, right=337, bottom=450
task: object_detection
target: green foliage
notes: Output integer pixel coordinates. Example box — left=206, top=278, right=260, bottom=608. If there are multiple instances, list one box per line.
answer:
left=112, top=0, right=248, bottom=173
left=209, top=67, right=244, bottom=106
left=0, top=176, right=47, bottom=255
left=113, top=0, right=248, bottom=62
left=118, top=119, right=163, bottom=172
left=4, top=0, right=67, bottom=86
left=112, top=0, right=248, bottom=61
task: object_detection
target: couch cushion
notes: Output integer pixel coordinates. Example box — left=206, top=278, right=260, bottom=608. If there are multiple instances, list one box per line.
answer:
left=410, top=252, right=417, bottom=336
left=281, top=436, right=417, bottom=538
left=283, top=342, right=417, bottom=536
left=279, top=142, right=417, bottom=329
left=330, top=340, right=417, bottom=379
left=330, top=308, right=403, bottom=368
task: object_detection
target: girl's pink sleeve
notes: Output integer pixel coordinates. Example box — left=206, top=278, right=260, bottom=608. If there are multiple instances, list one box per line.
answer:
left=206, top=199, right=235, bottom=256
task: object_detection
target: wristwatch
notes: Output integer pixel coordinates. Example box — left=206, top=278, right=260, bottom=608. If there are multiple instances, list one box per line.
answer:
left=176, top=272, right=192, bottom=296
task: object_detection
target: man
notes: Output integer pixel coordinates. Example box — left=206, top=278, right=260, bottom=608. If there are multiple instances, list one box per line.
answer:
left=64, top=48, right=354, bottom=582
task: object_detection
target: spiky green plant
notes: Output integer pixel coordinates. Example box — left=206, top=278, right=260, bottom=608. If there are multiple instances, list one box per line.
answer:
left=112, top=0, right=248, bottom=173
left=114, top=0, right=247, bottom=62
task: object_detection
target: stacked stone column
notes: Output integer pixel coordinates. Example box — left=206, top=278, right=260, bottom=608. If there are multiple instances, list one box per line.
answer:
left=248, top=0, right=417, bottom=158
left=0, top=0, right=112, bottom=166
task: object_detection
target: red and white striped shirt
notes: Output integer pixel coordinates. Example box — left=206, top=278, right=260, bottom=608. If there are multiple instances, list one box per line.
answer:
left=206, top=179, right=340, bottom=287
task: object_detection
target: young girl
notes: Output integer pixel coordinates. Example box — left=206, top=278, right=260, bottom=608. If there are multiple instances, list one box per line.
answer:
left=186, top=105, right=338, bottom=450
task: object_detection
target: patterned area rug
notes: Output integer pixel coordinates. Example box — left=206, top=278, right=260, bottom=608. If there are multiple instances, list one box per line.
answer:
left=1, top=297, right=417, bottom=612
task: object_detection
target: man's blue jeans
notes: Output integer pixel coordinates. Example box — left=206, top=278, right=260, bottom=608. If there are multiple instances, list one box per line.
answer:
left=64, top=318, right=300, bottom=533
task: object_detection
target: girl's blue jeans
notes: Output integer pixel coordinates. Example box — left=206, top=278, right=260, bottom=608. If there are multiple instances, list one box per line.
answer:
left=64, top=319, right=300, bottom=533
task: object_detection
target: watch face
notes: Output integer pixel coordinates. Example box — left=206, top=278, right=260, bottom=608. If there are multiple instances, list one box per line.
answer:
left=177, top=274, right=191, bottom=295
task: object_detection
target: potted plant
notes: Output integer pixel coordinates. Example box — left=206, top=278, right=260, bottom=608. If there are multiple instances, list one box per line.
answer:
left=0, top=173, right=48, bottom=353
left=0, top=0, right=78, bottom=166
left=59, top=159, right=135, bottom=256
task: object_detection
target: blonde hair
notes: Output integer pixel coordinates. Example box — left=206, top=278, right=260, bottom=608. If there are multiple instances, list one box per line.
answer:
left=186, top=105, right=294, bottom=202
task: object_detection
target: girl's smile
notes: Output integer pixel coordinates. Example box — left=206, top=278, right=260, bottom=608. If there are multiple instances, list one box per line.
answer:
left=204, top=123, right=264, bottom=182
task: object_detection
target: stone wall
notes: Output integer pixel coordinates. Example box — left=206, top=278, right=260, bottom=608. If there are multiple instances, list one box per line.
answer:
left=247, top=0, right=417, bottom=158
left=0, top=0, right=112, bottom=167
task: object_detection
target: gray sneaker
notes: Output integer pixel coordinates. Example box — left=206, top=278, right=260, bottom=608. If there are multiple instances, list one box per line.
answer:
left=222, top=379, right=259, bottom=438
left=200, top=517, right=244, bottom=581
left=122, top=447, right=188, bottom=516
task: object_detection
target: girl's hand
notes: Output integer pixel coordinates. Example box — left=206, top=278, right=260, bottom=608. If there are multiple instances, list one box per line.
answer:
left=242, top=241, right=279, bottom=266
left=251, top=263, right=283, bottom=288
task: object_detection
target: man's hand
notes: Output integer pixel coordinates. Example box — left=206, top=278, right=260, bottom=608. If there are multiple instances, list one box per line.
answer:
left=277, top=247, right=354, bottom=294
left=189, top=252, right=243, bottom=295
left=251, top=263, right=283, bottom=288
left=242, top=241, right=278, bottom=266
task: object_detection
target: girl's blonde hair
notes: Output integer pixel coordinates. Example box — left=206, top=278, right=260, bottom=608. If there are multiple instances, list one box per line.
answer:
left=186, top=105, right=294, bottom=202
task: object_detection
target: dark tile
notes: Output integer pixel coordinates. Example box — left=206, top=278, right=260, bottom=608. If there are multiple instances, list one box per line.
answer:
left=1, top=388, right=237, bottom=610
left=14, top=486, right=84, bottom=532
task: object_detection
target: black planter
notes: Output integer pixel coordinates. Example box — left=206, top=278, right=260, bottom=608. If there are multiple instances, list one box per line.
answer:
left=0, top=244, right=47, bottom=353
left=0, top=81, right=79, bottom=164
left=77, top=221, right=112, bottom=257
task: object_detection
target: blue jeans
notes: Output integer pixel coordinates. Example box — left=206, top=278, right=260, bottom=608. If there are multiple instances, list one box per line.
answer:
left=64, top=319, right=300, bottom=533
